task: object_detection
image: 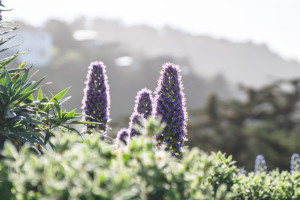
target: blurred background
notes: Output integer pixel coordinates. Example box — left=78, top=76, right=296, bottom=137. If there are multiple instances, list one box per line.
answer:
left=3, top=0, right=300, bottom=171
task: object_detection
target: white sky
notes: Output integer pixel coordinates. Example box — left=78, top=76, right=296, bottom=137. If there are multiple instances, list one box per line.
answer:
left=4, top=0, right=300, bottom=62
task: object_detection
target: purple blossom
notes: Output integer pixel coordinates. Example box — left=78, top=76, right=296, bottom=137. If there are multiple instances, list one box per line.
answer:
left=291, top=153, right=300, bottom=175
left=238, top=168, right=247, bottom=176
left=134, top=88, right=153, bottom=119
left=129, top=113, right=143, bottom=138
left=254, top=155, right=267, bottom=175
left=117, top=128, right=129, bottom=146
left=154, top=63, right=187, bottom=158
left=82, top=61, right=110, bottom=134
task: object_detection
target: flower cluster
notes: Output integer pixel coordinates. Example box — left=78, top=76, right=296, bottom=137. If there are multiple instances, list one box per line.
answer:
left=129, top=113, right=143, bottom=138
left=254, top=155, right=267, bottom=175
left=127, top=88, right=153, bottom=140
left=117, top=128, right=129, bottom=146
left=154, top=63, right=187, bottom=157
left=82, top=61, right=110, bottom=134
left=291, top=153, right=300, bottom=175
left=134, top=88, right=153, bottom=119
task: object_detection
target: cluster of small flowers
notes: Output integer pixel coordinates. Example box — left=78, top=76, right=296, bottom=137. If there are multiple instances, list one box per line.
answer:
left=128, top=88, right=153, bottom=138
left=128, top=113, right=143, bottom=138
left=254, top=154, right=300, bottom=175
left=116, top=128, right=129, bottom=146
left=81, top=62, right=188, bottom=156
left=291, top=153, right=300, bottom=175
left=154, top=63, right=187, bottom=158
left=82, top=62, right=110, bottom=135
left=134, top=88, right=153, bottom=119
left=254, top=155, right=267, bottom=175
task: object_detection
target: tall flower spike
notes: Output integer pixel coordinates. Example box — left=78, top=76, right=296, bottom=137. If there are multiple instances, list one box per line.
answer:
left=291, top=153, right=300, bottom=175
left=116, top=128, right=129, bottom=146
left=254, top=155, right=267, bottom=175
left=129, top=113, right=143, bottom=138
left=134, top=88, right=153, bottom=119
left=154, top=63, right=187, bottom=158
left=82, top=61, right=110, bottom=134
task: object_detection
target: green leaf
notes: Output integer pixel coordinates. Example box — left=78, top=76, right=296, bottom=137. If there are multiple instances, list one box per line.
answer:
left=0, top=43, right=21, bottom=53
left=27, top=94, right=34, bottom=102
left=4, top=69, right=12, bottom=90
left=65, top=109, right=76, bottom=118
left=0, top=51, right=19, bottom=67
left=50, top=87, right=70, bottom=102
left=18, top=61, right=26, bottom=69
left=13, top=89, right=36, bottom=106
left=21, top=77, right=44, bottom=94
left=38, top=88, right=43, bottom=101
left=58, top=96, right=71, bottom=105
left=65, top=121, right=101, bottom=125
left=44, top=88, right=70, bottom=112
left=61, top=125, right=82, bottom=137
left=0, top=34, right=16, bottom=46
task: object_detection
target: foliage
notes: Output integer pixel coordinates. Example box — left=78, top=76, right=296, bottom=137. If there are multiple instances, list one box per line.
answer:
left=232, top=171, right=300, bottom=200
left=188, top=78, right=300, bottom=170
left=0, top=120, right=233, bottom=200
left=0, top=119, right=299, bottom=200
left=0, top=2, right=91, bottom=152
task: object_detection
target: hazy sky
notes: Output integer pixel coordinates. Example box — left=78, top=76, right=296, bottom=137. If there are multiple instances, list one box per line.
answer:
left=5, top=0, right=300, bottom=62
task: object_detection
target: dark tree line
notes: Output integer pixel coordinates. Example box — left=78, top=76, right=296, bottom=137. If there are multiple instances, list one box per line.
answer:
left=188, top=78, right=300, bottom=171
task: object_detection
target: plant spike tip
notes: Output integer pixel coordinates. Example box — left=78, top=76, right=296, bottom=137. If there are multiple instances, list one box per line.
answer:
left=134, top=88, right=153, bottom=119
left=82, top=61, right=110, bottom=135
left=154, top=63, right=187, bottom=158
left=291, top=153, right=300, bottom=175
left=116, top=128, right=129, bottom=146
left=129, top=113, right=143, bottom=138
left=254, top=155, right=267, bottom=175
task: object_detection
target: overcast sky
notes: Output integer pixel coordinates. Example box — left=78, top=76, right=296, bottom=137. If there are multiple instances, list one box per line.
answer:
left=4, top=0, right=300, bottom=62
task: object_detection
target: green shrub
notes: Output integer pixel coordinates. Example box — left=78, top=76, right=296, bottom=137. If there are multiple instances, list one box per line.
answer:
left=0, top=120, right=299, bottom=200
left=0, top=2, right=93, bottom=151
left=0, top=120, right=235, bottom=200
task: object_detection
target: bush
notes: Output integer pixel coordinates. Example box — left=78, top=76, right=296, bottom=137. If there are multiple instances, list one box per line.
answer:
left=0, top=1, right=92, bottom=152
left=0, top=120, right=299, bottom=200
left=188, top=79, right=300, bottom=171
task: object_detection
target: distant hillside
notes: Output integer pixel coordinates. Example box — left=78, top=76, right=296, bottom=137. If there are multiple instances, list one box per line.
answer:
left=92, top=18, right=300, bottom=87
left=7, top=18, right=300, bottom=119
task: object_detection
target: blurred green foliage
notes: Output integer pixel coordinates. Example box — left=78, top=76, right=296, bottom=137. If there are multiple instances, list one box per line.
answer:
left=188, top=78, right=300, bottom=171
left=0, top=121, right=299, bottom=200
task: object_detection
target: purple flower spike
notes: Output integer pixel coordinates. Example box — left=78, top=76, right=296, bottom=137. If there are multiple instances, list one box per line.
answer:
left=154, top=63, right=187, bottom=158
left=82, top=61, right=110, bottom=134
left=134, top=88, right=153, bottom=119
left=129, top=113, right=143, bottom=138
left=291, top=153, right=300, bottom=175
left=117, top=128, right=129, bottom=146
left=254, top=155, right=267, bottom=175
